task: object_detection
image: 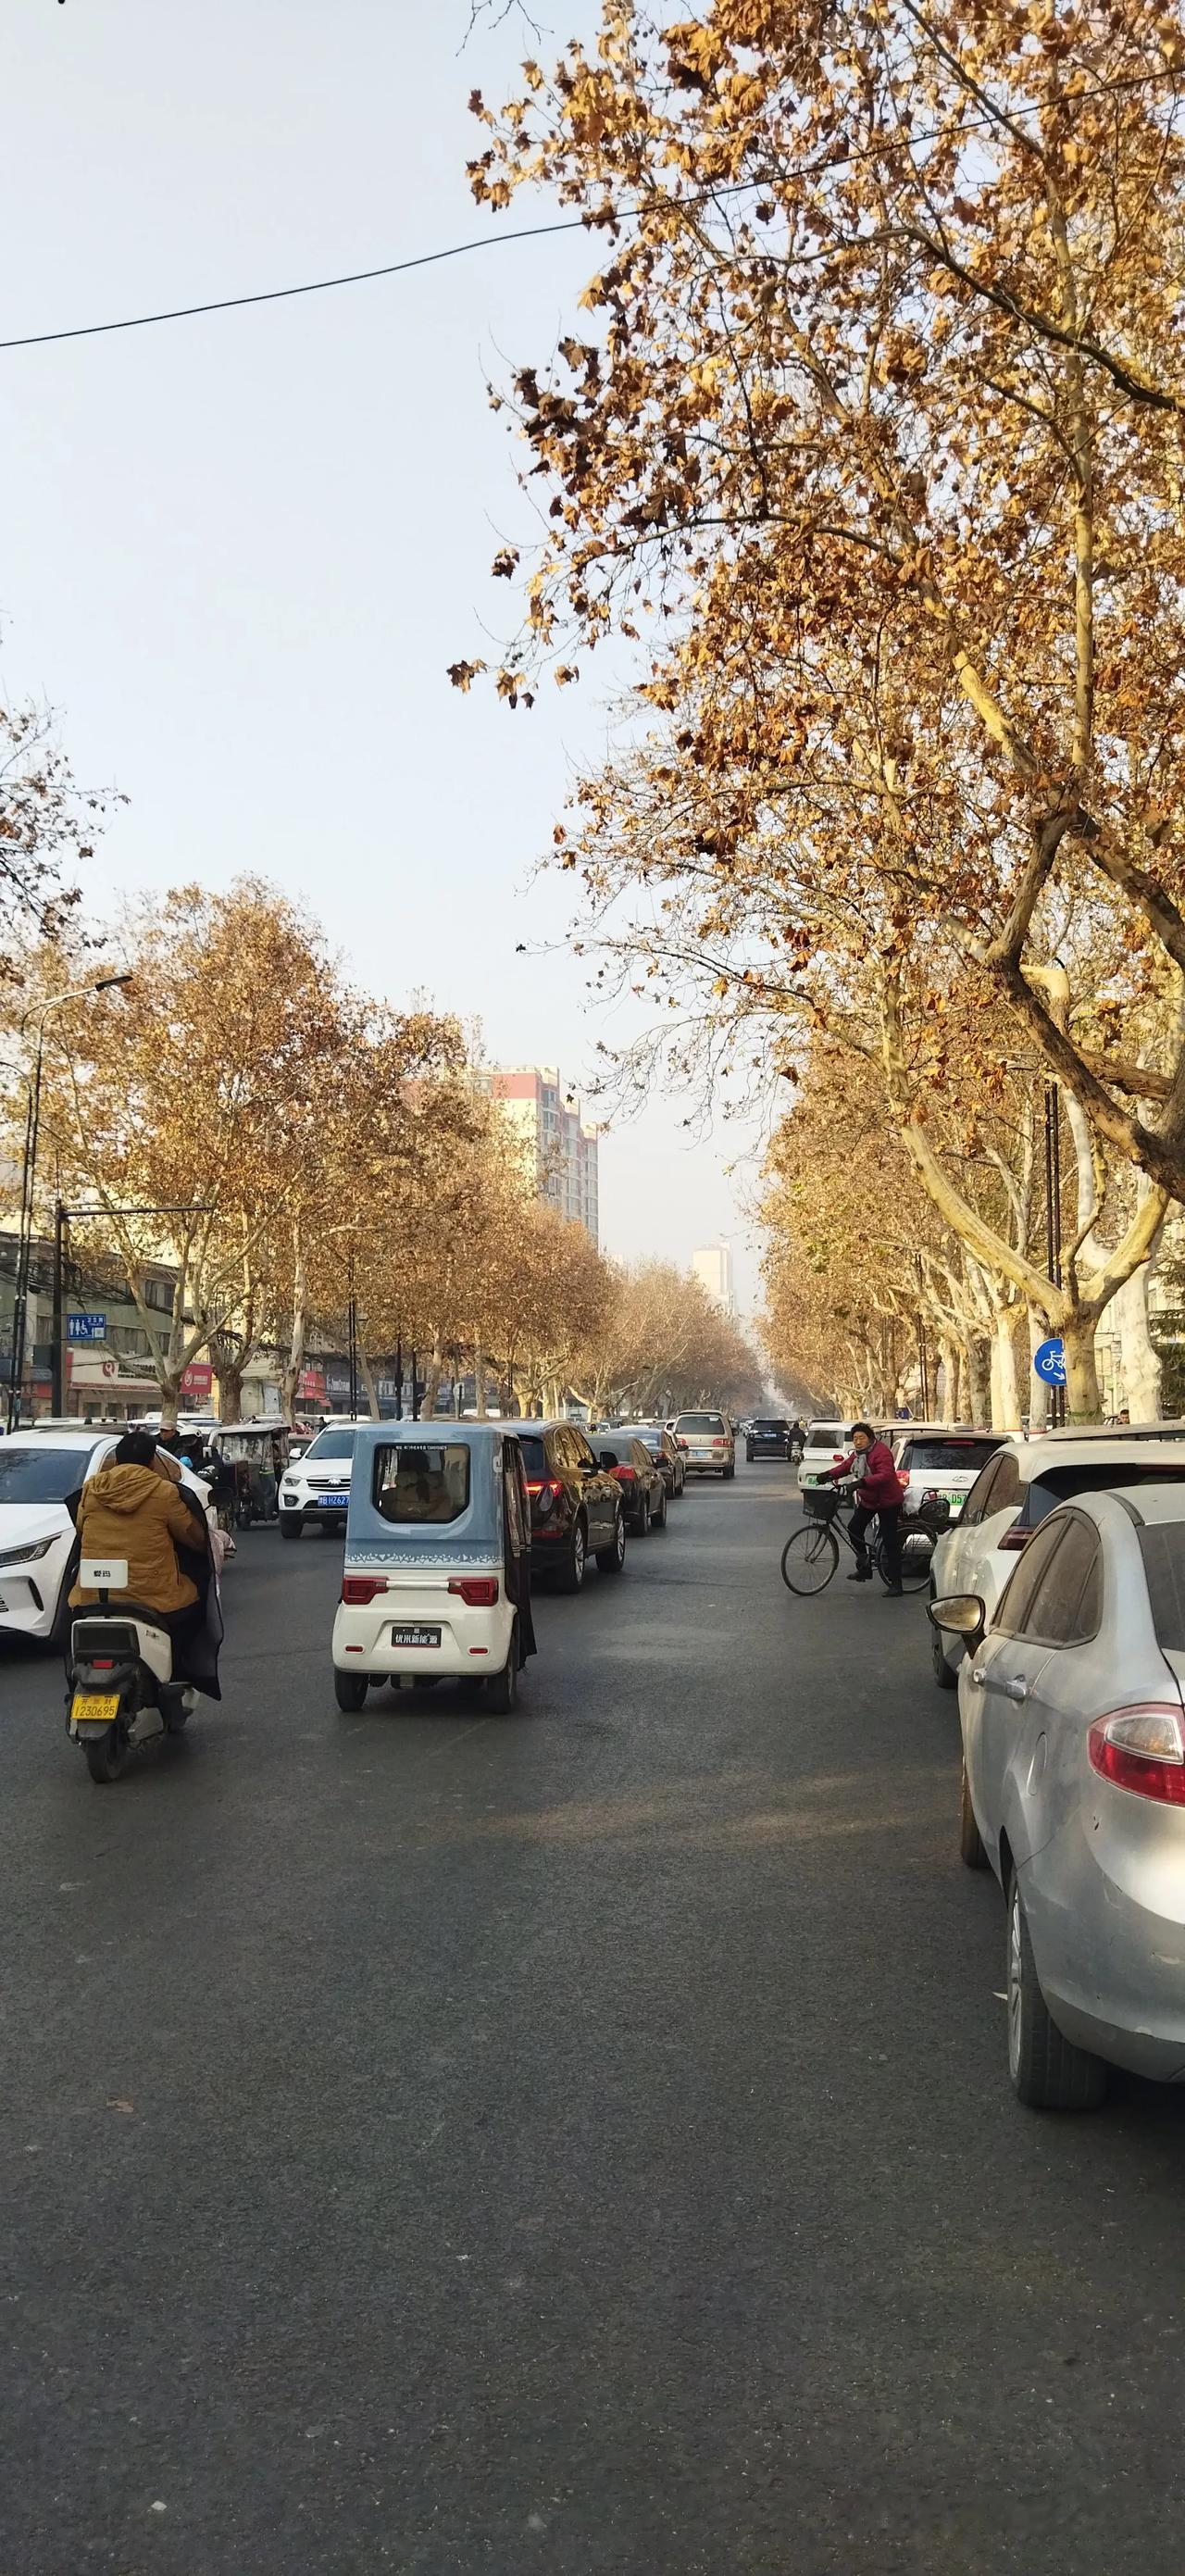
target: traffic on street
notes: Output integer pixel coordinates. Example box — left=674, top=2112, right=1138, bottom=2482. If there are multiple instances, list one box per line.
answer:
left=4, top=1446, right=1185, bottom=2575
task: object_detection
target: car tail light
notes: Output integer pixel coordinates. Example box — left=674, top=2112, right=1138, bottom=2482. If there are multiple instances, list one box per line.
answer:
left=526, top=1478, right=562, bottom=1517
left=342, top=1575, right=387, bottom=1606
left=612, top=1465, right=637, bottom=1483
left=1089, top=1704, right=1185, bottom=1803
left=832, top=1452, right=845, bottom=1462
left=897, top=1471, right=910, bottom=1490
left=998, top=1519, right=1029, bottom=1553
left=448, top=1576, right=499, bottom=1607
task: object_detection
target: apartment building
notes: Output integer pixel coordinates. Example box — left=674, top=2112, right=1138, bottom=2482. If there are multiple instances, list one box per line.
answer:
left=490, top=1066, right=600, bottom=1243
left=692, top=1242, right=736, bottom=1318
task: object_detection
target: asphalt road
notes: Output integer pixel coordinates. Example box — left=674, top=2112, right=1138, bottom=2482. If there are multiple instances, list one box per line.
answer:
left=4, top=1461, right=1185, bottom=2576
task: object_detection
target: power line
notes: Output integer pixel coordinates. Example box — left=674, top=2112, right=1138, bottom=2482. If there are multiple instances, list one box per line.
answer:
left=0, top=217, right=589, bottom=353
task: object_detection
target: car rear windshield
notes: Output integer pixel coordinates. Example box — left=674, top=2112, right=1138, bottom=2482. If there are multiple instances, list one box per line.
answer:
left=518, top=1436, right=548, bottom=1479
left=753, top=1419, right=789, bottom=1434
left=1021, top=1460, right=1185, bottom=1525
left=304, top=1430, right=356, bottom=1461
left=1138, top=1526, right=1185, bottom=1649
left=373, top=1443, right=471, bottom=1524
left=0, top=1444, right=97, bottom=1504
left=901, top=1438, right=1000, bottom=1473
left=806, top=1425, right=845, bottom=1449
left=677, top=1414, right=726, bottom=1432
left=632, top=1430, right=663, bottom=1450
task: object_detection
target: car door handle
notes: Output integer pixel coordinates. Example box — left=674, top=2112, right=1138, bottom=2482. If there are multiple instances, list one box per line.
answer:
left=969, top=1666, right=988, bottom=1688
left=1001, top=1679, right=1029, bottom=1705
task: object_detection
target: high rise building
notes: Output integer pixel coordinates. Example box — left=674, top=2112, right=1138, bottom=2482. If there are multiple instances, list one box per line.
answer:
left=490, top=1066, right=600, bottom=1243
left=692, top=1242, right=735, bottom=1317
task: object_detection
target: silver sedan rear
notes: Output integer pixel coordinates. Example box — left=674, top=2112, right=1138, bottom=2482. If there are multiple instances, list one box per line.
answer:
left=931, top=1483, right=1185, bottom=2108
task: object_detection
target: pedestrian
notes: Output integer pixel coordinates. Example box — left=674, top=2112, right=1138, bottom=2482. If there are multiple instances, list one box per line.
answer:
left=822, top=1422, right=905, bottom=1595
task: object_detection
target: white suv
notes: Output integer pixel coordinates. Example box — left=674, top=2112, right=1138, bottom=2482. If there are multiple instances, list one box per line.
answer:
left=929, top=1433, right=1185, bottom=1688
left=279, top=1425, right=358, bottom=1538
left=0, top=1429, right=212, bottom=1647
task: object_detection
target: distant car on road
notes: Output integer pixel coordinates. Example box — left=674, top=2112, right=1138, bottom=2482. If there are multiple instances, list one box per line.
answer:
left=746, top=1417, right=792, bottom=1463
left=587, top=1432, right=667, bottom=1532
left=929, top=1434, right=1185, bottom=1689
left=279, top=1426, right=357, bottom=1538
left=672, top=1411, right=736, bottom=1479
left=932, top=1482, right=1185, bottom=2108
left=797, top=1421, right=851, bottom=1494
left=518, top=1421, right=627, bottom=1591
left=620, top=1423, right=685, bottom=1498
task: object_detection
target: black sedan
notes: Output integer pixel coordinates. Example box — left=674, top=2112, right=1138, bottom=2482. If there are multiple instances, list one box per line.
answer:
left=587, top=1432, right=668, bottom=1532
left=618, top=1422, right=686, bottom=1499
left=746, top=1418, right=792, bottom=1463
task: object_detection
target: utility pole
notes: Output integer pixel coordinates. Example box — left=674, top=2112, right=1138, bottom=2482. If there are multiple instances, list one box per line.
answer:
left=1043, top=1081, right=1066, bottom=1429
left=50, top=1198, right=66, bottom=1416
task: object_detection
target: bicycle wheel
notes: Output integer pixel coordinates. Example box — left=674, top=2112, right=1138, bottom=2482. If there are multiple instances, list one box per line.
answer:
left=880, top=1520, right=936, bottom=1594
left=780, top=1522, right=840, bottom=1594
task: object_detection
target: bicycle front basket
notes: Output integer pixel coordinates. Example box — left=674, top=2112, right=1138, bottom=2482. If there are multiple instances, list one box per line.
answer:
left=802, top=1486, right=840, bottom=1522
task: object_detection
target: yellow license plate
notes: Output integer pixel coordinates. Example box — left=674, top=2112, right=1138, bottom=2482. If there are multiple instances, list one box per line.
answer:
left=71, top=1691, right=120, bottom=1723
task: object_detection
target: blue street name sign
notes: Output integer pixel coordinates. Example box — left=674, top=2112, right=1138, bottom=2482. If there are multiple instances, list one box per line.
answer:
left=1033, top=1336, right=1066, bottom=1386
left=67, top=1312, right=106, bottom=1343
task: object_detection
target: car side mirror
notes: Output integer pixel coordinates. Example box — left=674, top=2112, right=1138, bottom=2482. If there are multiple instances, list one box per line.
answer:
left=928, top=1594, right=985, bottom=1638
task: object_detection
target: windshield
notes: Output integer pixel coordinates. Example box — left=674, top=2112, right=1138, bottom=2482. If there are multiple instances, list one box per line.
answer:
left=677, top=1414, right=725, bottom=1433
left=806, top=1426, right=845, bottom=1450
left=1022, top=1460, right=1185, bottom=1525
left=0, top=1444, right=98, bottom=1505
left=902, top=1439, right=1000, bottom=1474
left=373, top=1443, right=470, bottom=1524
left=304, top=1431, right=356, bottom=1462
left=1139, top=1526, right=1185, bottom=1649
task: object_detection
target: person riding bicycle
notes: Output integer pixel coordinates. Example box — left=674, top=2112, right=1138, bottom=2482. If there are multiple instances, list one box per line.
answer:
left=822, top=1423, right=904, bottom=1595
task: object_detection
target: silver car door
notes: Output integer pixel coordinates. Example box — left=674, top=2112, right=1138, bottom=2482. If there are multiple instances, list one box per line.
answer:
left=965, top=1519, right=1068, bottom=1861
left=994, top=1515, right=1104, bottom=1870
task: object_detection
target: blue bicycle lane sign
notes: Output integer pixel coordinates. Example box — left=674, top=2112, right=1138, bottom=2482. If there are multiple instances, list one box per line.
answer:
left=1033, top=1336, right=1066, bottom=1386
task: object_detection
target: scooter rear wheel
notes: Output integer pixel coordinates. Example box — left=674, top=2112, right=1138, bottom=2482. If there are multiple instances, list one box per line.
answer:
left=84, top=1723, right=131, bottom=1783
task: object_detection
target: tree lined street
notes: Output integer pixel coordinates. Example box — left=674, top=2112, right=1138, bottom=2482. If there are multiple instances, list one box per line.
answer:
left=4, top=1462, right=1185, bottom=2574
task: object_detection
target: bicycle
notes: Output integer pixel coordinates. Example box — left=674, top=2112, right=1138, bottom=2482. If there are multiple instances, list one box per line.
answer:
left=780, top=1483, right=937, bottom=1596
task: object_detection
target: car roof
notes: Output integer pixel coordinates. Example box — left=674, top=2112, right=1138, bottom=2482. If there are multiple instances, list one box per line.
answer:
left=0, top=1427, right=108, bottom=1448
left=347, top=1419, right=516, bottom=1450
left=1036, top=1420, right=1185, bottom=1441
left=1080, top=1481, right=1185, bottom=1527
left=1015, top=1435, right=1185, bottom=1481
left=896, top=1423, right=987, bottom=1440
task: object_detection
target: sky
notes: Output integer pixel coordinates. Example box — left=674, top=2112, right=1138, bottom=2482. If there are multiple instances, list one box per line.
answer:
left=1, top=0, right=767, bottom=1315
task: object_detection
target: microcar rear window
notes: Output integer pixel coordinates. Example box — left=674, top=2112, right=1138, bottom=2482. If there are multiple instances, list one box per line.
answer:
left=373, top=1444, right=470, bottom=1525
left=1138, top=1526, right=1185, bottom=1651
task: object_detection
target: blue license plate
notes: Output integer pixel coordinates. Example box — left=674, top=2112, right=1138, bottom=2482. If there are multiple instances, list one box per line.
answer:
left=318, top=1493, right=349, bottom=1509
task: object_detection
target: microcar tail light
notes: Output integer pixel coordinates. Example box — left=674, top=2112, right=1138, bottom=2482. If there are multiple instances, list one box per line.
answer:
left=998, top=1519, right=1029, bottom=1553
left=448, top=1576, right=500, bottom=1607
left=1089, top=1704, right=1185, bottom=1803
left=342, top=1575, right=386, bottom=1606
left=526, top=1478, right=562, bottom=1516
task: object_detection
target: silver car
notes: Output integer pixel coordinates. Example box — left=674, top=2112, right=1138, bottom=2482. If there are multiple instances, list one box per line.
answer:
left=932, top=1482, right=1185, bottom=2109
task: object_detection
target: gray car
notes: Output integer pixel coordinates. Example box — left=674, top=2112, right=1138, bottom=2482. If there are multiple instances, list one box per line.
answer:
left=932, top=1483, right=1185, bottom=2109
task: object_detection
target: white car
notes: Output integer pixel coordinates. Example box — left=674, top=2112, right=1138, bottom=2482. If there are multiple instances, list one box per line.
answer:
left=797, top=1421, right=853, bottom=1494
left=0, top=1429, right=211, bottom=1648
left=929, top=1433, right=1185, bottom=1690
left=892, top=1426, right=1002, bottom=1525
left=279, top=1425, right=358, bottom=1538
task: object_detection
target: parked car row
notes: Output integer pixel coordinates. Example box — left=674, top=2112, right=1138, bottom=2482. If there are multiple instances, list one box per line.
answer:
left=924, top=1424, right=1185, bottom=2113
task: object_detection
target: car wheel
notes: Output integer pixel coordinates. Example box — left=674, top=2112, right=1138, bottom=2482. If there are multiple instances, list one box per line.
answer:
left=596, top=1508, right=627, bottom=1574
left=637, top=1494, right=651, bottom=1535
left=959, top=1759, right=988, bottom=1869
left=485, top=1621, right=519, bottom=1713
left=334, top=1669, right=368, bottom=1712
left=930, top=1594, right=958, bottom=1690
left=724, top=1462, right=736, bottom=1481
left=555, top=1519, right=586, bottom=1594
left=1006, top=1870, right=1106, bottom=2111
left=653, top=1487, right=667, bottom=1530
left=280, top=1518, right=303, bottom=1543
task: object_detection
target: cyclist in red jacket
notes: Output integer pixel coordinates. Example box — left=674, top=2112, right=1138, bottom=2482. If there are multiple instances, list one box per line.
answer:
left=823, top=1423, right=904, bottom=1594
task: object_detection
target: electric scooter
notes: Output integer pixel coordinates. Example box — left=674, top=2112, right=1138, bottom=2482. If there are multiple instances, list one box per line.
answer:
left=66, top=1555, right=196, bottom=1784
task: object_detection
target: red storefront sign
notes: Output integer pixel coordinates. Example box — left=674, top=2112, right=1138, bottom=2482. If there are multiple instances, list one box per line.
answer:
left=181, top=1362, right=213, bottom=1399
left=298, top=1365, right=328, bottom=1407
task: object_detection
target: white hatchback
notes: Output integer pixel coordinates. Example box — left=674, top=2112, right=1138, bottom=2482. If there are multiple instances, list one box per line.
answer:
left=929, top=1434, right=1185, bottom=1689
left=279, top=1425, right=358, bottom=1538
left=797, top=1422, right=852, bottom=1494
left=0, top=1430, right=211, bottom=1648
left=892, top=1428, right=1003, bottom=1524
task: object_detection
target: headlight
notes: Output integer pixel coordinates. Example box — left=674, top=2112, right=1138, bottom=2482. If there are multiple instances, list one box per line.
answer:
left=0, top=1537, right=56, bottom=1568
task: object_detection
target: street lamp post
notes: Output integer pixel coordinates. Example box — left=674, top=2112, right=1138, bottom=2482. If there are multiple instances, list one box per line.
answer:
left=6, top=974, right=131, bottom=1431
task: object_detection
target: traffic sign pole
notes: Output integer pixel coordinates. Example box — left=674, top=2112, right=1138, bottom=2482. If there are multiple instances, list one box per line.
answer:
left=51, top=1198, right=65, bottom=1417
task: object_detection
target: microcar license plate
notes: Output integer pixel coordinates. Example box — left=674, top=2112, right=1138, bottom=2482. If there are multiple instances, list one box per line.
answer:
left=317, top=1493, right=349, bottom=1509
left=71, top=1691, right=120, bottom=1723
left=391, top=1625, right=441, bottom=1649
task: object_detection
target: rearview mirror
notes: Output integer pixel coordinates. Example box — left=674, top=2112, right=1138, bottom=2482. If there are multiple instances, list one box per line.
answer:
left=928, top=1593, right=985, bottom=1638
